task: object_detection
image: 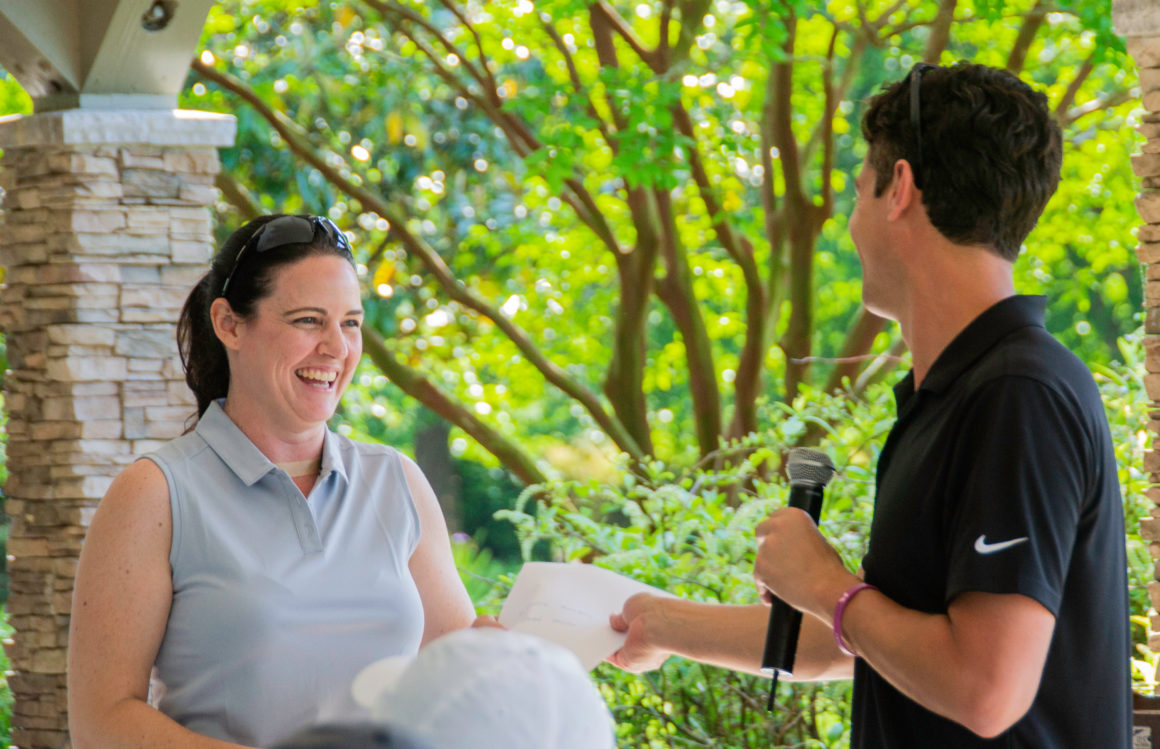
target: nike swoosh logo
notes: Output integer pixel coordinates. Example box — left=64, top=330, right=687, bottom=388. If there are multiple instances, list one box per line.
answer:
left=974, top=535, right=1029, bottom=555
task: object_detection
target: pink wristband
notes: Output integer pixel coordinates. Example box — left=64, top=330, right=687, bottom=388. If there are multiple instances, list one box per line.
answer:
left=833, top=582, right=877, bottom=657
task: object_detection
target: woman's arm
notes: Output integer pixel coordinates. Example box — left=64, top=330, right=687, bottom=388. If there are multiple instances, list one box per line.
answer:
left=400, top=456, right=476, bottom=645
left=67, top=460, right=253, bottom=749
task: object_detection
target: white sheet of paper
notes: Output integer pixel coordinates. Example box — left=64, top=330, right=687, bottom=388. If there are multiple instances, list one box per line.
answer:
left=498, top=561, right=669, bottom=670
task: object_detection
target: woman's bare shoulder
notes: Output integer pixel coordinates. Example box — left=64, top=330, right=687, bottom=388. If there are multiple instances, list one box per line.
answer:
left=92, top=459, right=172, bottom=534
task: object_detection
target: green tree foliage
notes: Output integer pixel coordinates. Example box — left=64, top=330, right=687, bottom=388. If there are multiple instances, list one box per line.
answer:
left=189, top=0, right=1141, bottom=481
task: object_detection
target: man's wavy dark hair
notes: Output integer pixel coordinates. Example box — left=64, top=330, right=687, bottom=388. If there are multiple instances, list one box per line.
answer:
left=861, top=61, right=1063, bottom=261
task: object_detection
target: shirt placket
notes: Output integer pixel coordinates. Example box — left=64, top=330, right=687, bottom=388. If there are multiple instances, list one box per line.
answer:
left=279, top=472, right=323, bottom=554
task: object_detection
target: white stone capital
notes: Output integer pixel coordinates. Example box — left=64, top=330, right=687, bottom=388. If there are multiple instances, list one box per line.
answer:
left=0, top=108, right=237, bottom=149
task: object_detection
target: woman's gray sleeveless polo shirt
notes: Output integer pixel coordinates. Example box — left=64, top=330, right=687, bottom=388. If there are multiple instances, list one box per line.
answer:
left=144, top=401, right=425, bottom=747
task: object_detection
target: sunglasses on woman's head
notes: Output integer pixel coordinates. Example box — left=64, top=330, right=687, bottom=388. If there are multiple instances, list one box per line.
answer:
left=220, top=215, right=352, bottom=298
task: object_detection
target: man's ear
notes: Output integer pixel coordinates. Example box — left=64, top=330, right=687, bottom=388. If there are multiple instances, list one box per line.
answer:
left=887, top=159, right=921, bottom=221
left=210, top=297, right=244, bottom=351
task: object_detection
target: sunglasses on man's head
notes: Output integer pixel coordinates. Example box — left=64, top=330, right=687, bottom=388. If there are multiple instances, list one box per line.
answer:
left=905, top=62, right=937, bottom=190
left=220, top=215, right=352, bottom=298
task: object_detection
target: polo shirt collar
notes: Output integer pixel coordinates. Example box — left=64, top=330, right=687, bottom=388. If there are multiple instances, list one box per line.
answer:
left=900, top=295, right=1047, bottom=401
left=197, top=400, right=348, bottom=487
left=318, top=423, right=347, bottom=483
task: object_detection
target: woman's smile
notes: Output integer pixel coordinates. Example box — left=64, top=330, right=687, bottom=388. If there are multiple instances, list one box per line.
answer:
left=295, top=367, right=339, bottom=389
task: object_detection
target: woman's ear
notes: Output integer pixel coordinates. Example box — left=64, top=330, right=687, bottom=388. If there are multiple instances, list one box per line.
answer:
left=210, top=297, right=244, bottom=351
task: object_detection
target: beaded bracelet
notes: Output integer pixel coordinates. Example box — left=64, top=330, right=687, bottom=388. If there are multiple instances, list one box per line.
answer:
left=833, top=582, right=877, bottom=657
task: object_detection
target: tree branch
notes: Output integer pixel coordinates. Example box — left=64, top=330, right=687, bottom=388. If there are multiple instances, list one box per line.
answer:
left=757, top=74, right=788, bottom=408
left=591, top=1, right=658, bottom=70
left=214, top=171, right=262, bottom=221
left=802, top=31, right=865, bottom=165
left=588, top=1, right=631, bottom=137
left=604, top=188, right=658, bottom=455
left=671, top=106, right=748, bottom=265
left=1005, top=0, right=1047, bottom=75
left=853, top=0, right=911, bottom=48
left=654, top=189, right=722, bottom=455
left=370, top=5, right=537, bottom=156
left=657, top=0, right=676, bottom=69
left=432, top=0, right=502, bottom=98
left=725, top=233, right=769, bottom=441
left=666, top=100, right=762, bottom=440
left=540, top=18, right=619, bottom=152
left=369, top=0, right=626, bottom=256
left=362, top=327, right=547, bottom=486
left=816, top=28, right=839, bottom=221
left=362, top=0, right=501, bottom=124
left=192, top=57, right=645, bottom=461
left=923, top=0, right=957, bottom=63
left=823, top=307, right=889, bottom=393
left=853, top=335, right=908, bottom=394
left=583, top=3, right=661, bottom=453
left=1062, top=88, right=1136, bottom=127
left=672, top=0, right=712, bottom=63
left=1054, top=52, right=1095, bottom=121
left=767, top=12, right=815, bottom=401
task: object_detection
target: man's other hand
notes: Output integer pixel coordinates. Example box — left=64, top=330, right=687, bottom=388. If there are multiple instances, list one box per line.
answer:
left=607, top=592, right=672, bottom=673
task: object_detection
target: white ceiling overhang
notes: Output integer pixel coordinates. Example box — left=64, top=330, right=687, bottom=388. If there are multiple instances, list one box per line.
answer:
left=0, top=0, right=216, bottom=111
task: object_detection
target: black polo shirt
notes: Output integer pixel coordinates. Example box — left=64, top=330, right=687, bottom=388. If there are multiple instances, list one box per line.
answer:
left=852, top=295, right=1130, bottom=748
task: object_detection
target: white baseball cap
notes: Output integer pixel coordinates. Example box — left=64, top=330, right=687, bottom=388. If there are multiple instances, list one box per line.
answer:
left=268, top=721, right=432, bottom=749
left=352, top=628, right=615, bottom=749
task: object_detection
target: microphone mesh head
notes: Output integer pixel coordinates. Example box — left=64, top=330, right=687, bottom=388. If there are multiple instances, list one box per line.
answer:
left=786, top=447, right=835, bottom=488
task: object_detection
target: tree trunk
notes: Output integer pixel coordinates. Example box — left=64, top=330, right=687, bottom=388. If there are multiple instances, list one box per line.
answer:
left=413, top=412, right=463, bottom=533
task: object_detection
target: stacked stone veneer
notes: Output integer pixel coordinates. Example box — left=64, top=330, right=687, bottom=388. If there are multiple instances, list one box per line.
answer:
left=1125, top=31, right=1160, bottom=662
left=0, top=109, right=234, bottom=749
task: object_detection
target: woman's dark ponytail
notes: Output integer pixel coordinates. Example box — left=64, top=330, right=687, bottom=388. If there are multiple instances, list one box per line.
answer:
left=177, top=272, right=231, bottom=422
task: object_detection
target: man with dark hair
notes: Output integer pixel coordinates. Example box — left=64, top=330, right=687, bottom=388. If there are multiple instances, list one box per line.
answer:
left=861, top=62, right=1063, bottom=261
left=609, top=61, right=1131, bottom=747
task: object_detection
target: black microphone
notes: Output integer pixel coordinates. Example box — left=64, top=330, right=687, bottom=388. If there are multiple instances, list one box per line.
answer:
left=760, top=447, right=836, bottom=710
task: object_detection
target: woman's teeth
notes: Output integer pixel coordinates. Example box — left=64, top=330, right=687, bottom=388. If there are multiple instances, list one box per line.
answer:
left=296, top=368, right=337, bottom=385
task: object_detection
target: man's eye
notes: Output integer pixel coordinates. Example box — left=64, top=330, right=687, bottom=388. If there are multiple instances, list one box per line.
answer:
left=295, top=317, right=319, bottom=325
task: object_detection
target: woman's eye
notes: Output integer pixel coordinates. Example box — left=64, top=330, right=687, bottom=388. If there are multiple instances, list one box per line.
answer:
left=295, top=317, right=319, bottom=325
left=343, top=319, right=362, bottom=328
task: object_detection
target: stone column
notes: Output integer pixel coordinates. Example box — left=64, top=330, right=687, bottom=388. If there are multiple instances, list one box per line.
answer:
left=0, top=109, right=235, bottom=749
left=1115, top=1, right=1160, bottom=650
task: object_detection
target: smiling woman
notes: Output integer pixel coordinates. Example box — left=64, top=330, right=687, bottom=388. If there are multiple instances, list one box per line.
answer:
left=211, top=251, right=364, bottom=448
left=65, top=215, right=478, bottom=749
